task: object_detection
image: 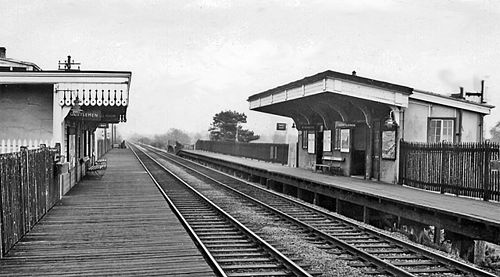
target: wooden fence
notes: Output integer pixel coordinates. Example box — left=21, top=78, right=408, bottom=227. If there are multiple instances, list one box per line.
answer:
left=399, top=141, right=500, bottom=202
left=195, top=140, right=289, bottom=165
left=0, top=146, right=59, bottom=257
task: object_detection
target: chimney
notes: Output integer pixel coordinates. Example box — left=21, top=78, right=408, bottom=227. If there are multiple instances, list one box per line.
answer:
left=0, top=47, right=5, bottom=59
left=352, top=70, right=357, bottom=76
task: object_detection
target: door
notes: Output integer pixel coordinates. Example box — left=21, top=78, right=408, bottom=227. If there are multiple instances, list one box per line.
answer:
left=316, top=131, right=323, bottom=164
left=351, top=125, right=366, bottom=176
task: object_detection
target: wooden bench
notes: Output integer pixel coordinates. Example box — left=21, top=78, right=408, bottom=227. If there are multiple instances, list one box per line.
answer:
left=96, top=159, right=107, bottom=169
left=86, top=164, right=106, bottom=178
left=314, top=156, right=345, bottom=175
left=314, top=163, right=332, bottom=173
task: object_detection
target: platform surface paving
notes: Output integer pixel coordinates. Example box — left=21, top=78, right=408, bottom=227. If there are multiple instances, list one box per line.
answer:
left=0, top=149, right=215, bottom=276
left=184, top=150, right=500, bottom=227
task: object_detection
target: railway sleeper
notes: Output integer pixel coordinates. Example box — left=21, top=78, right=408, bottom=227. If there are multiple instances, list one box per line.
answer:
left=225, top=271, right=293, bottom=277
left=200, top=235, right=245, bottom=240
left=365, top=248, right=408, bottom=254
left=208, top=248, right=262, bottom=253
left=223, top=264, right=285, bottom=270
left=217, top=257, right=274, bottom=263
left=390, top=260, right=440, bottom=266
left=203, top=239, right=251, bottom=244
left=193, top=227, right=236, bottom=232
left=354, top=243, right=395, bottom=248
left=206, top=243, right=257, bottom=249
left=379, top=254, right=423, bottom=260
left=211, top=252, right=265, bottom=258
left=405, top=267, right=456, bottom=274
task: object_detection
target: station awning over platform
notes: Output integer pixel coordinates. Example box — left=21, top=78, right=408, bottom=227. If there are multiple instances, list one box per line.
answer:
left=247, top=70, right=492, bottom=120
left=0, top=70, right=132, bottom=124
left=248, top=70, right=413, bottom=110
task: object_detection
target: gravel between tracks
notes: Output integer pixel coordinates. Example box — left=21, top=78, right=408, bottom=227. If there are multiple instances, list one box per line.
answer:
left=156, top=157, right=371, bottom=277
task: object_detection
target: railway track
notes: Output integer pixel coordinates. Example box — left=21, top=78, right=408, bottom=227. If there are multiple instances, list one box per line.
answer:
left=138, top=144, right=497, bottom=277
left=130, top=144, right=312, bottom=277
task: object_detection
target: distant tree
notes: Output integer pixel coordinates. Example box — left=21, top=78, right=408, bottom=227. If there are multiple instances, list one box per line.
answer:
left=237, top=127, right=260, bottom=142
left=489, top=121, right=500, bottom=143
left=209, top=110, right=259, bottom=142
left=166, top=128, right=191, bottom=144
left=129, top=128, right=192, bottom=149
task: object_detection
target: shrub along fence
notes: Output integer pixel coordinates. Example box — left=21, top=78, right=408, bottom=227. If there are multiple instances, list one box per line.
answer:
left=399, top=141, right=500, bottom=202
left=0, top=146, right=59, bottom=257
left=195, top=140, right=289, bottom=165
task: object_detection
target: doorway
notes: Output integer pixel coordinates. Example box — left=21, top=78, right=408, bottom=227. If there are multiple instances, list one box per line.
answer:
left=351, top=125, right=366, bottom=176
left=315, top=131, right=323, bottom=165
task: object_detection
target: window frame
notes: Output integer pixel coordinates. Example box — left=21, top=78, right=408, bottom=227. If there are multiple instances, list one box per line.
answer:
left=427, top=117, right=456, bottom=143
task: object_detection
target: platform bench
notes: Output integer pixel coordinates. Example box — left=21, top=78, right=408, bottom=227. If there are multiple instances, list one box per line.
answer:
left=96, top=159, right=107, bottom=169
left=86, top=164, right=106, bottom=178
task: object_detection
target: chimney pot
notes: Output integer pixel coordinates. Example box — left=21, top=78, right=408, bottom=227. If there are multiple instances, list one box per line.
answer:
left=352, top=70, right=357, bottom=76
left=0, top=47, right=5, bottom=59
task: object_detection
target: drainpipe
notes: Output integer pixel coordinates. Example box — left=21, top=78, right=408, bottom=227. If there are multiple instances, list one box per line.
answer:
left=457, top=87, right=463, bottom=143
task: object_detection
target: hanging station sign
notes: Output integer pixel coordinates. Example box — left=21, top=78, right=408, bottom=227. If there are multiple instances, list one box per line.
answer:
left=334, top=121, right=356, bottom=129
left=297, top=124, right=322, bottom=131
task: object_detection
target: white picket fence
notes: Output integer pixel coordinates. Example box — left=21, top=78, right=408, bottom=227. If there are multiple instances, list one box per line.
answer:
left=0, top=139, right=55, bottom=154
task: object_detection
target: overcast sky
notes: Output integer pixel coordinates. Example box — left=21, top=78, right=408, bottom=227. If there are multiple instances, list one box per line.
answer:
left=1, top=0, right=499, bottom=140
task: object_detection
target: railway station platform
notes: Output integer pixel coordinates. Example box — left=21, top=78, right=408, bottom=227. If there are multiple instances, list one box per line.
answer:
left=179, top=149, right=500, bottom=245
left=0, top=148, right=215, bottom=276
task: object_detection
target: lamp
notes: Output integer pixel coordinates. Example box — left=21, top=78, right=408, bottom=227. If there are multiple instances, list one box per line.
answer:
left=384, top=110, right=398, bottom=130
left=71, top=96, right=83, bottom=113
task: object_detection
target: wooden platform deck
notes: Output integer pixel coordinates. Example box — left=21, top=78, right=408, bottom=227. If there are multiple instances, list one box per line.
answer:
left=0, top=149, right=215, bottom=276
left=180, top=149, right=500, bottom=243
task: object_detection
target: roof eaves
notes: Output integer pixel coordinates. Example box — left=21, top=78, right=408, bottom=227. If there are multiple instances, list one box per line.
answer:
left=412, top=89, right=494, bottom=109
left=247, top=70, right=413, bottom=102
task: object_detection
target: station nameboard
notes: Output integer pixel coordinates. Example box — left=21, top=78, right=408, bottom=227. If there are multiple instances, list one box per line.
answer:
left=276, top=123, right=287, bottom=130
left=68, top=110, right=101, bottom=121
left=335, top=121, right=356, bottom=129
left=297, top=124, right=322, bottom=131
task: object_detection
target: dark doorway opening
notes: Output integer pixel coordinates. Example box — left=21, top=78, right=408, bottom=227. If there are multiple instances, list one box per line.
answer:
left=315, top=131, right=323, bottom=165
left=351, top=125, right=366, bottom=176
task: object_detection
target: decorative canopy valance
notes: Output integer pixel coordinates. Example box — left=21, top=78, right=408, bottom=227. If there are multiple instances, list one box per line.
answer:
left=56, top=83, right=129, bottom=107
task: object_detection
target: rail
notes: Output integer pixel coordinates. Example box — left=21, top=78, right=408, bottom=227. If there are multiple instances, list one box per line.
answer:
left=148, top=144, right=497, bottom=277
left=130, top=143, right=312, bottom=277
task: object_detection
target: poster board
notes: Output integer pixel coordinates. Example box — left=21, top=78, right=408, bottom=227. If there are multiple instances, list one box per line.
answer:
left=382, top=130, right=397, bottom=160
left=307, top=132, right=315, bottom=154
left=340, top=129, right=350, bottom=153
left=323, top=130, right=332, bottom=152
left=301, top=131, right=308, bottom=149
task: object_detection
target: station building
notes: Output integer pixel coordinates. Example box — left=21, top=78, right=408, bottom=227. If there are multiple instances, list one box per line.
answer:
left=0, top=47, right=131, bottom=192
left=247, top=70, right=492, bottom=183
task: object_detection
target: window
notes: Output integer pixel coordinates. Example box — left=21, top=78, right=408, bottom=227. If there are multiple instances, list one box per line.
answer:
left=428, top=119, right=454, bottom=143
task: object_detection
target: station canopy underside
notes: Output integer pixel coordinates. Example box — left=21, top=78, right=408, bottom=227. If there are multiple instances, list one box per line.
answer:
left=252, top=92, right=394, bottom=129
left=247, top=71, right=413, bottom=128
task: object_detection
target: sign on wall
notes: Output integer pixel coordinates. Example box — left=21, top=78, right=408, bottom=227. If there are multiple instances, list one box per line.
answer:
left=323, top=129, right=332, bottom=152
left=68, top=110, right=101, bottom=121
left=340, top=129, right=350, bottom=153
left=276, top=123, right=287, bottom=130
left=382, top=130, right=397, bottom=160
left=307, top=132, right=315, bottom=154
